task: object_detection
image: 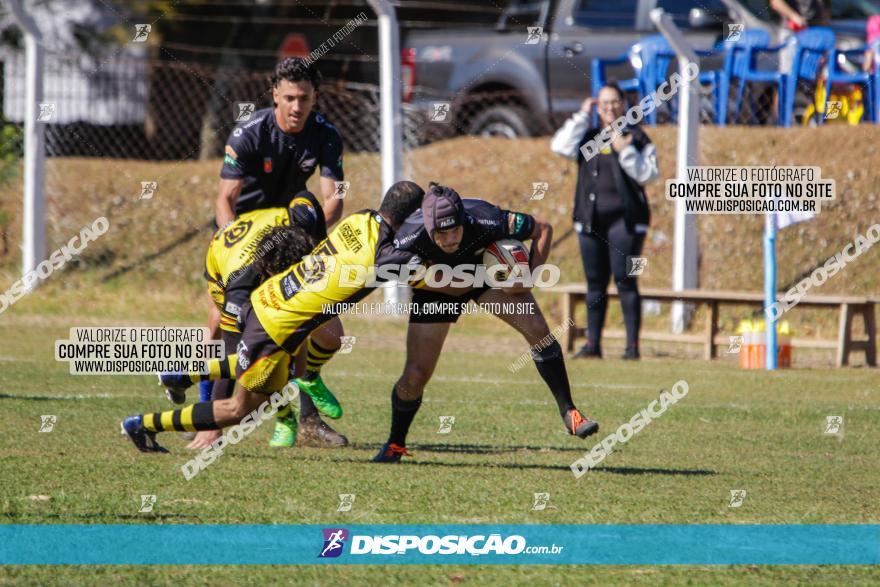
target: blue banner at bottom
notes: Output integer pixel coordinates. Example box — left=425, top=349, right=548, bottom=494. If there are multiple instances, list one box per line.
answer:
left=1, top=524, right=878, bottom=565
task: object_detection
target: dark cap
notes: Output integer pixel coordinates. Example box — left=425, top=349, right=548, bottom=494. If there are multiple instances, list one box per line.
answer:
left=422, top=184, right=465, bottom=235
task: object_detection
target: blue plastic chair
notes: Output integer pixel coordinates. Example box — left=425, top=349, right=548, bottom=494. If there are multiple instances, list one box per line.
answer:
left=712, top=29, right=771, bottom=125
left=824, top=46, right=876, bottom=123
left=592, top=34, right=675, bottom=126
left=646, top=47, right=724, bottom=124
left=736, top=27, right=835, bottom=127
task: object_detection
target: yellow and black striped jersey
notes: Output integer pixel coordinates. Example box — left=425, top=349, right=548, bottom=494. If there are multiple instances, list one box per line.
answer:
left=205, top=192, right=325, bottom=331
left=251, top=210, right=416, bottom=351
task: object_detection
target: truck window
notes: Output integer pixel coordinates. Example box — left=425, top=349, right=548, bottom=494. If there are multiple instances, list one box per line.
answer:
left=829, top=0, right=880, bottom=19
left=655, top=0, right=729, bottom=28
left=572, top=0, right=638, bottom=28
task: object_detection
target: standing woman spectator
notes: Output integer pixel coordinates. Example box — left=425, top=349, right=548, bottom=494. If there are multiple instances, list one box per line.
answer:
left=550, top=84, right=659, bottom=360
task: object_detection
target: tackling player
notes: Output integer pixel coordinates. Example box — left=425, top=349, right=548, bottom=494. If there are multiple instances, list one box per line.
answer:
left=121, top=181, right=427, bottom=453
left=373, top=184, right=600, bottom=463
left=160, top=191, right=348, bottom=448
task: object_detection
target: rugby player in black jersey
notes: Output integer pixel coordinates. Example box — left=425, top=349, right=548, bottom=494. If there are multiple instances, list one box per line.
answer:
left=195, top=57, right=347, bottom=448
left=373, top=184, right=600, bottom=463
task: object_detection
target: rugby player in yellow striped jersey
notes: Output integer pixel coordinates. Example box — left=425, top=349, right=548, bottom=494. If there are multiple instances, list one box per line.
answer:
left=121, top=181, right=427, bottom=452
left=158, top=190, right=351, bottom=449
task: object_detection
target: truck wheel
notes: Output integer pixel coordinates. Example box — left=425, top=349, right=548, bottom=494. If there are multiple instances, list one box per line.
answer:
left=467, top=105, right=530, bottom=138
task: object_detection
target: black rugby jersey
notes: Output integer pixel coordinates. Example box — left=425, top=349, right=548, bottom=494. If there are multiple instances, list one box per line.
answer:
left=220, top=108, right=344, bottom=214
left=393, top=199, right=535, bottom=265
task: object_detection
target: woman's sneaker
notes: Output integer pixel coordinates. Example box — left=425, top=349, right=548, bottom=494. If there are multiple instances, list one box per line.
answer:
left=621, top=345, right=641, bottom=360
left=572, top=343, right=602, bottom=359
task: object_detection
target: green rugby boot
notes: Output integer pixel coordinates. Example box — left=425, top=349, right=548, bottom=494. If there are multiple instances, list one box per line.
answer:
left=294, top=374, right=343, bottom=419
left=269, top=406, right=298, bottom=448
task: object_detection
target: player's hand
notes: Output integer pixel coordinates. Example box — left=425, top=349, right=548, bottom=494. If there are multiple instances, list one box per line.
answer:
left=612, top=132, right=633, bottom=152
left=790, top=14, right=806, bottom=28
left=580, top=97, right=597, bottom=114
left=186, top=429, right=222, bottom=450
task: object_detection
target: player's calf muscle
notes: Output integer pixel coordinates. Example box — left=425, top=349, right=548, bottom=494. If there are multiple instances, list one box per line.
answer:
left=311, top=317, right=343, bottom=350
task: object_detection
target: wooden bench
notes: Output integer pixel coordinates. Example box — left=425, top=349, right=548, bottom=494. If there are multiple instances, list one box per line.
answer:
left=545, top=284, right=877, bottom=367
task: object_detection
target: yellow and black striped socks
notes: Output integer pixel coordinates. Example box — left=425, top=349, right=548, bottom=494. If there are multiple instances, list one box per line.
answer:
left=187, top=354, right=237, bottom=384
left=304, top=338, right=338, bottom=379
left=142, top=402, right=218, bottom=432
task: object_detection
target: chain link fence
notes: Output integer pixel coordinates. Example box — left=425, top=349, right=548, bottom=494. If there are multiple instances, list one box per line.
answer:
left=0, top=52, right=545, bottom=161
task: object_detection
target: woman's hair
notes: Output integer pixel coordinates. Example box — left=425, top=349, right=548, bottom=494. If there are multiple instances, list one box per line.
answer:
left=600, top=83, right=626, bottom=103
left=252, top=225, right=317, bottom=280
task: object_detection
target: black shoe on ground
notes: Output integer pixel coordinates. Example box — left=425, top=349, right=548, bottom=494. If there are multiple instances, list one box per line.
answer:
left=296, top=413, right=348, bottom=447
left=120, top=416, right=168, bottom=453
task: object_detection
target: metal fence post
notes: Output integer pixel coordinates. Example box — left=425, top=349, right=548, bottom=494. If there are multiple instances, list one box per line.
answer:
left=368, top=0, right=408, bottom=308
left=8, top=0, right=46, bottom=292
left=651, top=8, right=700, bottom=334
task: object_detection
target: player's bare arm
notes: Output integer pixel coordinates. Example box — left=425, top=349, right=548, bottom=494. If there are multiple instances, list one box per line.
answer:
left=320, top=175, right=343, bottom=226
left=523, top=215, right=552, bottom=269
left=216, top=178, right=243, bottom=227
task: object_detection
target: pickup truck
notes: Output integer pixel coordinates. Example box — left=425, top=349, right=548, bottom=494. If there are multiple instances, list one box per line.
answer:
left=401, top=0, right=870, bottom=140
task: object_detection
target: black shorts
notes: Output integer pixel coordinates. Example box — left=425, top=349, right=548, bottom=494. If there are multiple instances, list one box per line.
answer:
left=409, top=287, right=491, bottom=324
left=234, top=302, right=291, bottom=394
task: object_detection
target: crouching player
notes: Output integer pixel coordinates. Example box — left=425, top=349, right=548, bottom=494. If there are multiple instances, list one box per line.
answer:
left=159, top=191, right=349, bottom=448
left=373, top=184, right=599, bottom=463
left=120, top=181, right=426, bottom=453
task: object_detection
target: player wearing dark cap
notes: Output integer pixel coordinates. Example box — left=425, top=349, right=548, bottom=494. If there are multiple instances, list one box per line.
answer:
left=373, top=183, right=600, bottom=463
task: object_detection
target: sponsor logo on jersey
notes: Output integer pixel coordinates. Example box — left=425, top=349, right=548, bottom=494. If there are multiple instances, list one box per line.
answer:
left=394, top=232, right=419, bottom=248
left=236, top=340, right=250, bottom=371
left=243, top=115, right=265, bottom=129
left=339, top=222, right=364, bottom=253
left=281, top=274, right=300, bottom=300
left=224, top=219, right=253, bottom=248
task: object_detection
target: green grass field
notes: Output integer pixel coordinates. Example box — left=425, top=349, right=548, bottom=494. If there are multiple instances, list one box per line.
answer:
left=1, top=128, right=879, bottom=583
left=1, top=293, right=879, bottom=584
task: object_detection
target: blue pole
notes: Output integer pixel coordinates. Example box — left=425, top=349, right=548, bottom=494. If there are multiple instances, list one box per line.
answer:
left=764, top=213, right=777, bottom=370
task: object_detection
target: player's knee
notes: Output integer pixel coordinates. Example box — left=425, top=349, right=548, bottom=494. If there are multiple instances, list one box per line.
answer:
left=397, top=367, right=430, bottom=398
